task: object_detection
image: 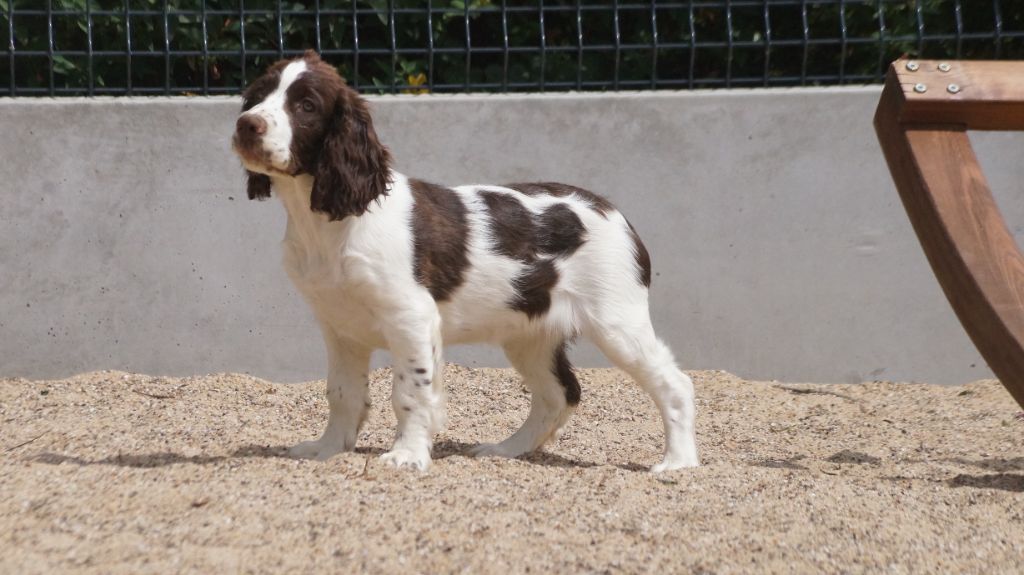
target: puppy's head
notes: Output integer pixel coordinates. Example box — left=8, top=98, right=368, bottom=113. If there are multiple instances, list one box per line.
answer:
left=232, top=50, right=391, bottom=220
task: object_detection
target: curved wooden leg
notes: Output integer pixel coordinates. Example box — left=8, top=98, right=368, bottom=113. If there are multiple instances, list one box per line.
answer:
left=875, top=64, right=1024, bottom=408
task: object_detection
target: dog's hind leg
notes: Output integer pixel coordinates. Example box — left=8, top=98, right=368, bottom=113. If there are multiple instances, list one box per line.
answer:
left=289, top=327, right=373, bottom=460
left=470, top=336, right=579, bottom=459
left=586, top=305, right=699, bottom=472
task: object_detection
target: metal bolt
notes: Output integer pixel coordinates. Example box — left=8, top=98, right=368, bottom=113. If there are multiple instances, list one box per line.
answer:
left=938, top=62, right=951, bottom=72
left=913, top=83, right=927, bottom=94
left=947, top=83, right=961, bottom=94
left=905, top=61, right=920, bottom=72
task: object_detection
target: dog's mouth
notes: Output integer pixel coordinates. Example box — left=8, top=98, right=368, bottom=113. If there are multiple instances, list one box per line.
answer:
left=231, top=134, right=264, bottom=165
left=231, top=136, right=299, bottom=177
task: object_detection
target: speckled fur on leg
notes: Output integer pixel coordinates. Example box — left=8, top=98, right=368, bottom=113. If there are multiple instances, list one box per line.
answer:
left=288, top=328, right=372, bottom=461
left=379, top=310, right=446, bottom=471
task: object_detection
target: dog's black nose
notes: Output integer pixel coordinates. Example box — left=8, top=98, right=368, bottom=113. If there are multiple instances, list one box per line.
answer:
left=236, top=114, right=268, bottom=138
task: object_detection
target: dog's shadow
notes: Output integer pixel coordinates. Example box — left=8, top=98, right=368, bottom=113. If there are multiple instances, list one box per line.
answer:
left=432, top=440, right=626, bottom=470
left=31, top=444, right=287, bottom=468
left=30, top=440, right=637, bottom=471
left=942, top=456, right=1024, bottom=492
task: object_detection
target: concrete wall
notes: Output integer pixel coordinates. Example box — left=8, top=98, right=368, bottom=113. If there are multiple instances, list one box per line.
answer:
left=2, top=88, right=1022, bottom=384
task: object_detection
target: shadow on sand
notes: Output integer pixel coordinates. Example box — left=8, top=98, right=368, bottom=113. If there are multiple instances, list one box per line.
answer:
left=946, top=473, right=1024, bottom=492
left=29, top=441, right=649, bottom=471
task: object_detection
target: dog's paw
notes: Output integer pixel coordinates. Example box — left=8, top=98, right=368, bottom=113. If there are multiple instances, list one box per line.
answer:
left=468, top=442, right=527, bottom=459
left=650, top=456, right=700, bottom=473
left=288, top=438, right=346, bottom=461
left=379, top=448, right=431, bottom=471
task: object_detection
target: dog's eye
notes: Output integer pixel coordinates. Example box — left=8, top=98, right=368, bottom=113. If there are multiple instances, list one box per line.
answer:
left=301, top=99, right=316, bottom=113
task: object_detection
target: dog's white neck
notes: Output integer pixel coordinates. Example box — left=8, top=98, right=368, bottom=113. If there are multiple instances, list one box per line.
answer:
left=271, top=174, right=345, bottom=261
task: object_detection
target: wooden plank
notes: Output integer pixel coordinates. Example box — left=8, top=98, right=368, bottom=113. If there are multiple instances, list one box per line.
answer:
left=892, top=60, right=1024, bottom=130
left=875, top=68, right=1024, bottom=408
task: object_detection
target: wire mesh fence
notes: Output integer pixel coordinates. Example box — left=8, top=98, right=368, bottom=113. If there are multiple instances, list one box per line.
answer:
left=2, top=1, right=1022, bottom=96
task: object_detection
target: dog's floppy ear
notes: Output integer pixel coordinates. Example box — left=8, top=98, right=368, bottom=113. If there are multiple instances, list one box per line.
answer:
left=310, top=88, right=392, bottom=221
left=247, top=170, right=272, bottom=200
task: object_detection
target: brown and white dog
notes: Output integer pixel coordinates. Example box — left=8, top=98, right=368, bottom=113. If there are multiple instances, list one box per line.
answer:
left=231, top=51, right=698, bottom=472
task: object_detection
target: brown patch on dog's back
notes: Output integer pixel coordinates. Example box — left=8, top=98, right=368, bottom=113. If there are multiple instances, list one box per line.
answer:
left=480, top=191, right=535, bottom=262
left=479, top=191, right=587, bottom=318
left=410, top=179, right=469, bottom=301
left=505, top=182, right=614, bottom=219
left=536, top=203, right=585, bottom=257
left=481, top=192, right=586, bottom=261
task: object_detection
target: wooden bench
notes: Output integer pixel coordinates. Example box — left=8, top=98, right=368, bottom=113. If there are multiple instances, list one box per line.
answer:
left=875, top=59, right=1024, bottom=408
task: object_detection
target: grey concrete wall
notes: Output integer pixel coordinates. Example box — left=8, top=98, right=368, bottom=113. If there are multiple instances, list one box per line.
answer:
left=2, top=88, right=1022, bottom=384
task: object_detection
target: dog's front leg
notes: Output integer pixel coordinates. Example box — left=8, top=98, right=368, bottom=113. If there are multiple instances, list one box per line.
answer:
left=379, top=308, right=446, bottom=471
left=289, top=329, right=372, bottom=460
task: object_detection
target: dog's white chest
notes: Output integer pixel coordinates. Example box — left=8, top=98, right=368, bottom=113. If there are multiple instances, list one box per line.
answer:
left=282, top=231, right=386, bottom=346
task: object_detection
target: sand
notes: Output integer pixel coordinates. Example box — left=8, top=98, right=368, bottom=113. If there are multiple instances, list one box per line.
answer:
left=2, top=366, right=1023, bottom=574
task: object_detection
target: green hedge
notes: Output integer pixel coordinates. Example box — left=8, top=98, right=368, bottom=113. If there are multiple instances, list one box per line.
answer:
left=2, top=1, right=1021, bottom=95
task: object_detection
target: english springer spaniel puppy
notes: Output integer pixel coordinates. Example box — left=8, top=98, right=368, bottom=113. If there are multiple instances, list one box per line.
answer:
left=231, top=51, right=698, bottom=472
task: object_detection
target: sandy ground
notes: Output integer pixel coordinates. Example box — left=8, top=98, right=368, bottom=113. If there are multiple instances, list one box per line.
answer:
left=2, top=366, right=1023, bottom=574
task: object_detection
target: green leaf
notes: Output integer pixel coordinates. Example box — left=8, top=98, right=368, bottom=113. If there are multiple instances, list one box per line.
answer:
left=362, top=0, right=389, bottom=26
left=52, top=54, right=77, bottom=75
